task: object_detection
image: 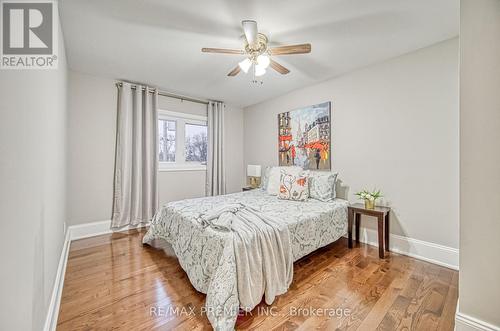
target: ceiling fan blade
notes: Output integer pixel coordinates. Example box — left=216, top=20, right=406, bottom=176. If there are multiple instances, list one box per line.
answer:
left=201, top=48, right=245, bottom=55
left=242, top=20, right=258, bottom=46
left=270, top=44, right=311, bottom=55
left=270, top=59, right=290, bottom=75
left=227, top=66, right=241, bottom=77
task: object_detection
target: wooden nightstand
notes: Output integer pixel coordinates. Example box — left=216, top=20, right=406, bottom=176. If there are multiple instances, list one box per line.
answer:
left=347, top=203, right=391, bottom=258
left=242, top=187, right=255, bottom=191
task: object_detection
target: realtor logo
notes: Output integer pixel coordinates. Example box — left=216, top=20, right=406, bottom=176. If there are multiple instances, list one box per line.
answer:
left=1, top=0, right=58, bottom=69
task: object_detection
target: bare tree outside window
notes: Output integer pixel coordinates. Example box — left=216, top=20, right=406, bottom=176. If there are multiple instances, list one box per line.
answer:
left=158, top=120, right=176, bottom=162
left=185, top=124, right=207, bottom=163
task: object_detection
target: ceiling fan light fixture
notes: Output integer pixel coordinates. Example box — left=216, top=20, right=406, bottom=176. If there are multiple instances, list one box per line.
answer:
left=257, top=54, right=270, bottom=69
left=254, top=64, right=266, bottom=77
left=238, top=58, right=252, bottom=73
left=202, top=20, right=310, bottom=78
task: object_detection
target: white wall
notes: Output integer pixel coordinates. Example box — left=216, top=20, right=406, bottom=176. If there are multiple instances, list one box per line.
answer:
left=244, top=38, right=459, bottom=250
left=458, top=0, right=500, bottom=329
left=0, top=16, right=68, bottom=331
left=67, top=71, right=117, bottom=225
left=67, top=70, right=245, bottom=225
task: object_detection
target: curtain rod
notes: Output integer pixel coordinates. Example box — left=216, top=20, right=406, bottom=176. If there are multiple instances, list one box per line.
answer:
left=115, top=82, right=221, bottom=106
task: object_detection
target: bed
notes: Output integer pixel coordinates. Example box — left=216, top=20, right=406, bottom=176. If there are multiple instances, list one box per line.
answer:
left=142, top=188, right=348, bottom=330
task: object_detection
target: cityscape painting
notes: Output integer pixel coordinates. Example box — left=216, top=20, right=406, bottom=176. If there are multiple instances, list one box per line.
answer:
left=278, top=102, right=331, bottom=170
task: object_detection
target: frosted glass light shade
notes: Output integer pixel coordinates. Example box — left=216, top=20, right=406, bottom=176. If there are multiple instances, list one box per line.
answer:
left=247, top=164, right=261, bottom=177
left=254, top=64, right=266, bottom=77
left=238, top=58, right=252, bottom=73
left=257, top=54, right=270, bottom=68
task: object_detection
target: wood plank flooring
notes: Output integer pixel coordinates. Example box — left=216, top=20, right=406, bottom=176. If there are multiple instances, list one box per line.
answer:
left=57, top=229, right=458, bottom=330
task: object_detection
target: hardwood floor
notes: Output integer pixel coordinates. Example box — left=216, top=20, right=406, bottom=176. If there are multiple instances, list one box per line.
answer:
left=57, top=229, right=458, bottom=330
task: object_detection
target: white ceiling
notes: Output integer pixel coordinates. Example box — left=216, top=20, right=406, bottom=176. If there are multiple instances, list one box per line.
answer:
left=60, top=0, right=458, bottom=108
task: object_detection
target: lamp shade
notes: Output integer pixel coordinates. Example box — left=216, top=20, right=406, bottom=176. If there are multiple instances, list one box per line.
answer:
left=238, top=58, right=252, bottom=73
left=247, top=164, right=261, bottom=177
left=257, top=54, right=270, bottom=69
left=254, top=64, right=266, bottom=77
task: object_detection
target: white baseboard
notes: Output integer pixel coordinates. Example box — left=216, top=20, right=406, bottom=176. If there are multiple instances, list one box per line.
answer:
left=43, top=219, right=149, bottom=331
left=348, top=227, right=459, bottom=270
left=69, top=219, right=149, bottom=241
left=43, top=229, right=71, bottom=331
left=456, top=312, right=500, bottom=331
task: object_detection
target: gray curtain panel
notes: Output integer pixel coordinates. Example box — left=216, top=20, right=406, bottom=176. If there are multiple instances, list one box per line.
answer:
left=206, top=101, right=226, bottom=196
left=112, top=82, right=159, bottom=228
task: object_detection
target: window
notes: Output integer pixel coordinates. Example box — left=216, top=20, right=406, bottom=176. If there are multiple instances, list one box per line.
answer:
left=158, top=110, right=208, bottom=171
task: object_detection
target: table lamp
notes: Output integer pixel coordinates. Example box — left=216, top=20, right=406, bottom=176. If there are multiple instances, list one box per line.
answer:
left=247, top=165, right=261, bottom=188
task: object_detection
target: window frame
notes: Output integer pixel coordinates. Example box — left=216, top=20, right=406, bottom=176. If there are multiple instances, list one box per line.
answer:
left=158, top=110, right=208, bottom=172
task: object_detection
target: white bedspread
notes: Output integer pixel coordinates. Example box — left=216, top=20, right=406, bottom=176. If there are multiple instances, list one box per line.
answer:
left=142, top=189, right=348, bottom=330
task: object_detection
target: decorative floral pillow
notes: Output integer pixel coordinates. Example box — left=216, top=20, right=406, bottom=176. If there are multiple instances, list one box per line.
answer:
left=309, top=172, right=338, bottom=201
left=278, top=171, right=309, bottom=201
left=266, top=166, right=303, bottom=195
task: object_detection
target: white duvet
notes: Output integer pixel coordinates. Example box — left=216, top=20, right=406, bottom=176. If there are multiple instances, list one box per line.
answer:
left=142, top=189, right=348, bottom=330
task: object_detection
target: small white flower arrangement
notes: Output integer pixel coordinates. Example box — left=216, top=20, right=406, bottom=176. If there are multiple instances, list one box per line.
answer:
left=355, top=189, right=383, bottom=209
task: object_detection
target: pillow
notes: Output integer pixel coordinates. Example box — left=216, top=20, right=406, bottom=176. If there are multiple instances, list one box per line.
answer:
left=260, top=166, right=272, bottom=190
left=278, top=171, right=309, bottom=201
left=308, top=172, right=338, bottom=201
left=266, top=166, right=303, bottom=195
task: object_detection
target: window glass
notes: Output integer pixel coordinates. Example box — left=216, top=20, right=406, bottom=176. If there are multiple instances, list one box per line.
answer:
left=158, top=120, right=176, bottom=162
left=185, top=124, right=207, bottom=163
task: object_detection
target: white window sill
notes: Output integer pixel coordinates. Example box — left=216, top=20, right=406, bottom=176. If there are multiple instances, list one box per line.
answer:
left=159, top=165, right=207, bottom=172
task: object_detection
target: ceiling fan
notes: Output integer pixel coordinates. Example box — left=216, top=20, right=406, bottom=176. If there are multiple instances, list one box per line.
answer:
left=202, top=20, right=311, bottom=80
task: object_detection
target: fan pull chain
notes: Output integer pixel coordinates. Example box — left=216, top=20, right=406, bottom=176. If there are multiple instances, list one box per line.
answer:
left=252, top=65, right=263, bottom=85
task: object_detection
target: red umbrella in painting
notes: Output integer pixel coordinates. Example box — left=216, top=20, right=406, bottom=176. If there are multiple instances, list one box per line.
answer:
left=305, top=141, right=327, bottom=150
